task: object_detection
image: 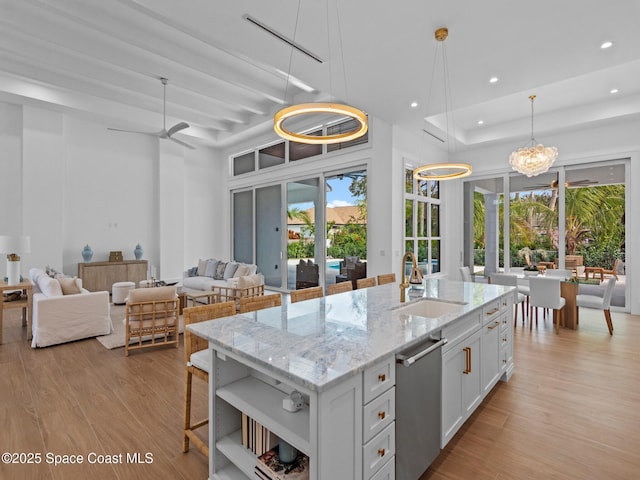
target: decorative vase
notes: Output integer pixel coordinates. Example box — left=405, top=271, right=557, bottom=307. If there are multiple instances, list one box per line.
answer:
left=82, top=244, right=93, bottom=262
left=134, top=243, right=144, bottom=260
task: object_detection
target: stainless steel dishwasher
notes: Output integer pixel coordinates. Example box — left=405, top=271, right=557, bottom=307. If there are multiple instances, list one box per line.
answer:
left=395, top=335, right=448, bottom=479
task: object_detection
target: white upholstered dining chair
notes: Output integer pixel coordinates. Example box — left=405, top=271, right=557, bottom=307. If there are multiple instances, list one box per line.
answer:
left=459, top=266, right=473, bottom=282
left=576, top=277, right=616, bottom=335
left=528, top=277, right=565, bottom=334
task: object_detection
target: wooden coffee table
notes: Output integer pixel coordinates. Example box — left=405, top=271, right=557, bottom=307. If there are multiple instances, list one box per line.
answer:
left=584, top=267, right=604, bottom=281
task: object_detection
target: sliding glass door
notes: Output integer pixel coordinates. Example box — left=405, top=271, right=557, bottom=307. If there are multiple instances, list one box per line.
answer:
left=232, top=168, right=367, bottom=291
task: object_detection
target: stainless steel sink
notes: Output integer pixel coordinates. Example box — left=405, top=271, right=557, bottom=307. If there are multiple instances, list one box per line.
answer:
left=394, top=298, right=466, bottom=318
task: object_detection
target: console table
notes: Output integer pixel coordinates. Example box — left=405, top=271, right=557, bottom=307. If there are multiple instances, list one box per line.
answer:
left=78, top=260, right=148, bottom=293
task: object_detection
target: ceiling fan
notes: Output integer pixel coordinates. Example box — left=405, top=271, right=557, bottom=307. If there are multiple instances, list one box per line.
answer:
left=108, top=77, right=195, bottom=149
left=524, top=179, right=598, bottom=190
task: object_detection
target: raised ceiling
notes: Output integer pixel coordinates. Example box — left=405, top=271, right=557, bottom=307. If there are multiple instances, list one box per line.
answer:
left=2, top=0, right=640, bottom=150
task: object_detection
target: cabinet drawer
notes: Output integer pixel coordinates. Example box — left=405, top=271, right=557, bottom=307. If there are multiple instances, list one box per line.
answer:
left=370, top=455, right=395, bottom=480
left=363, top=387, right=395, bottom=443
left=363, top=356, right=395, bottom=404
left=482, top=300, right=501, bottom=324
left=363, top=422, right=395, bottom=480
left=500, top=311, right=510, bottom=331
left=442, top=311, right=481, bottom=352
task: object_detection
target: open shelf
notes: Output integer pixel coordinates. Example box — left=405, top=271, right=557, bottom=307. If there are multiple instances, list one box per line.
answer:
left=216, top=375, right=311, bottom=454
left=216, top=429, right=256, bottom=479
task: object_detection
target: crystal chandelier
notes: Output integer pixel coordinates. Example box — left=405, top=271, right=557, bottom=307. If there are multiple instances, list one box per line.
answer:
left=509, top=95, right=558, bottom=177
left=414, top=28, right=472, bottom=181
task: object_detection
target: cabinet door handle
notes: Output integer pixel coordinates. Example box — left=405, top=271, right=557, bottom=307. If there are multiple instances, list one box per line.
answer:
left=463, top=347, right=471, bottom=374
left=377, top=448, right=385, bottom=457
left=486, top=307, right=499, bottom=315
left=487, top=321, right=500, bottom=330
left=378, top=411, right=386, bottom=420
left=378, top=373, right=386, bottom=382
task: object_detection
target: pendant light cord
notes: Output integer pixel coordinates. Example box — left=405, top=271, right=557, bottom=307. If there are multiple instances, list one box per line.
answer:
left=283, top=0, right=303, bottom=106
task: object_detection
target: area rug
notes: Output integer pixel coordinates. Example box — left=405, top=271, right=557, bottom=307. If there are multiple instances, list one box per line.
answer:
left=96, top=304, right=184, bottom=350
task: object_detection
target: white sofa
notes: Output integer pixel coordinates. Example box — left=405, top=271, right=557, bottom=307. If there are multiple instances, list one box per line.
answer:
left=30, top=268, right=112, bottom=348
left=182, top=259, right=264, bottom=306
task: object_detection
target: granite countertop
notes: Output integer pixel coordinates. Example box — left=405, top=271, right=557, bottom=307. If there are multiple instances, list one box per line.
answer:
left=188, top=278, right=512, bottom=392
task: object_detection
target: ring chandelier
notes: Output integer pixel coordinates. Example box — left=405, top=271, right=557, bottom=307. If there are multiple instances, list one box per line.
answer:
left=274, top=103, right=368, bottom=144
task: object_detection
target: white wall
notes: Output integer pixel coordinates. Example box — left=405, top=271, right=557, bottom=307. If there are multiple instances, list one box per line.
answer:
left=1, top=102, right=219, bottom=284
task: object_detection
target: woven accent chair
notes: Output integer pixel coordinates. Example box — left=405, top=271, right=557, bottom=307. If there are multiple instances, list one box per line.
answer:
left=356, top=277, right=377, bottom=289
left=290, top=286, right=324, bottom=303
left=183, top=301, right=236, bottom=457
left=327, top=281, right=353, bottom=295
left=377, top=273, right=396, bottom=285
left=125, top=286, right=179, bottom=356
left=238, top=293, right=282, bottom=313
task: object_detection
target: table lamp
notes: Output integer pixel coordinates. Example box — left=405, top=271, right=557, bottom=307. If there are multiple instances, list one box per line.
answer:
left=0, top=235, right=31, bottom=285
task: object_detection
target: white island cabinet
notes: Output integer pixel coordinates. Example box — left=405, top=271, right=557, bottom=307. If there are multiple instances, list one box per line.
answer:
left=188, top=280, right=515, bottom=480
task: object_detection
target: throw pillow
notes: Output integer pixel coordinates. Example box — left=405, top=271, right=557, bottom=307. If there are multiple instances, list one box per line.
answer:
left=204, top=259, right=219, bottom=278
left=215, top=261, right=227, bottom=280
left=187, top=266, right=198, bottom=277
left=223, top=262, right=239, bottom=279
left=37, top=275, right=63, bottom=297
left=233, top=264, right=252, bottom=277
left=58, top=276, right=83, bottom=295
left=197, top=258, right=208, bottom=276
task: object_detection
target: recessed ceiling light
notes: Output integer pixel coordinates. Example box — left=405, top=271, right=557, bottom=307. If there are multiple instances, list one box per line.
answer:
left=600, top=41, right=613, bottom=49
left=610, top=88, right=619, bottom=94
left=477, top=120, right=484, bottom=125
left=410, top=101, right=418, bottom=108
left=489, top=76, right=499, bottom=84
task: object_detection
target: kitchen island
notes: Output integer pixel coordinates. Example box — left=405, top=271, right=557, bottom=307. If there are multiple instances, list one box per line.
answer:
left=189, top=279, right=514, bottom=480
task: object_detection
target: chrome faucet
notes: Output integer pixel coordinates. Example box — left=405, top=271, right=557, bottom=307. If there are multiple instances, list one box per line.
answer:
left=399, top=251, right=423, bottom=302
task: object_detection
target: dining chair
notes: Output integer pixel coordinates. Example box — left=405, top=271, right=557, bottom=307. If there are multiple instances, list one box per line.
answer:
left=576, top=277, right=616, bottom=335
left=183, top=301, right=236, bottom=456
left=528, top=277, right=565, bottom=333
left=290, top=286, right=324, bottom=303
left=327, top=281, right=353, bottom=295
left=377, top=273, right=396, bottom=285
left=238, top=293, right=282, bottom=313
left=459, top=266, right=474, bottom=282
left=488, top=273, right=527, bottom=326
left=356, top=277, right=377, bottom=289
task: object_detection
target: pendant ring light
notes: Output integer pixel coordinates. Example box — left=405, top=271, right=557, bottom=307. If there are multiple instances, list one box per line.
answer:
left=274, top=102, right=368, bottom=144
left=273, top=1, right=368, bottom=145
left=413, top=27, right=472, bottom=181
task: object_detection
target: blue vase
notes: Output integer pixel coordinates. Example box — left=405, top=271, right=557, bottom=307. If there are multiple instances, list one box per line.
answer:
left=134, top=243, right=144, bottom=260
left=82, top=244, right=93, bottom=262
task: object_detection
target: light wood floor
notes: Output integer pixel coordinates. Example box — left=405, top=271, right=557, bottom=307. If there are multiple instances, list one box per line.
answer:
left=1, top=306, right=639, bottom=480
